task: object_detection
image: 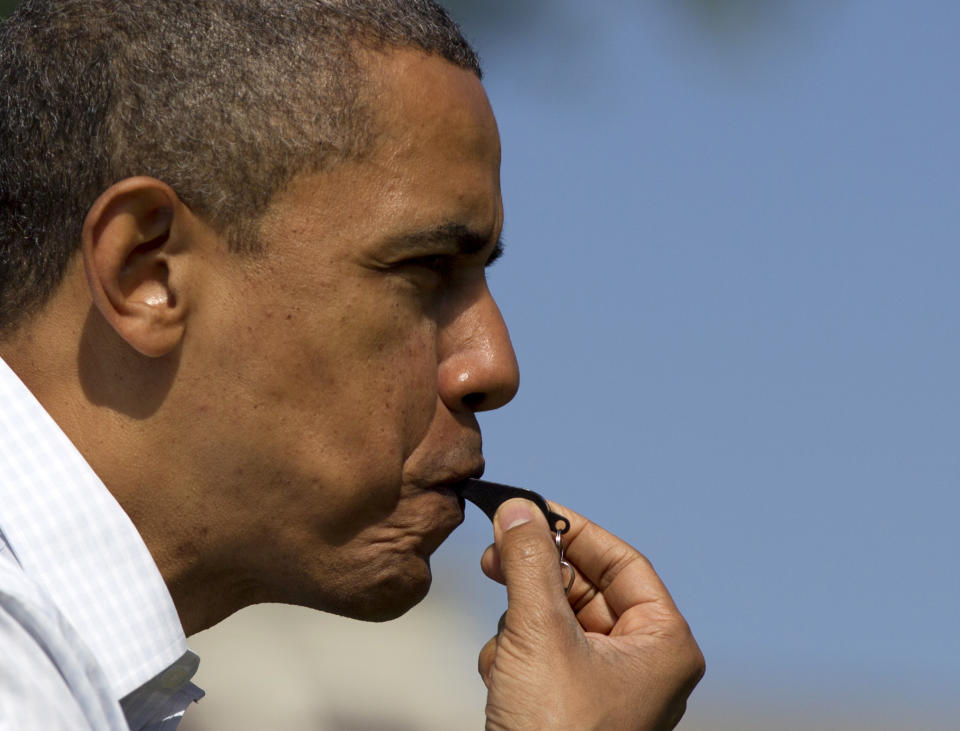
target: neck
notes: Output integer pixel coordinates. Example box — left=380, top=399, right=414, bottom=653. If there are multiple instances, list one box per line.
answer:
left=2, top=292, right=259, bottom=636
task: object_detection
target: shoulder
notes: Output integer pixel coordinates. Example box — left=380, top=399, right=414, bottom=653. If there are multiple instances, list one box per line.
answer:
left=0, top=560, right=127, bottom=730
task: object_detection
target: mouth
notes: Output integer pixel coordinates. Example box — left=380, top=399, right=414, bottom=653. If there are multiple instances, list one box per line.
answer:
left=422, top=465, right=485, bottom=517
left=407, top=472, right=481, bottom=558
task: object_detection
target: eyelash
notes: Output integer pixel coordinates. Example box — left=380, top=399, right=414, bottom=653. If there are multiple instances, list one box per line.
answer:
left=403, top=255, right=455, bottom=275
left=397, top=246, right=502, bottom=285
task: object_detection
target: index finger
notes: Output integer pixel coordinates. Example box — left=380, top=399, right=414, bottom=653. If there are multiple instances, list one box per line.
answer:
left=548, top=499, right=680, bottom=620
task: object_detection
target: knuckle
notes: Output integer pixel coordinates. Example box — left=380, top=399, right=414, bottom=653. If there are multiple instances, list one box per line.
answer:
left=633, top=549, right=655, bottom=572
left=477, top=637, right=497, bottom=677
left=654, top=614, right=705, bottom=683
left=656, top=611, right=692, bottom=640
left=691, top=648, right=706, bottom=682
left=672, top=625, right=706, bottom=683
left=672, top=615, right=695, bottom=639
left=596, top=544, right=654, bottom=593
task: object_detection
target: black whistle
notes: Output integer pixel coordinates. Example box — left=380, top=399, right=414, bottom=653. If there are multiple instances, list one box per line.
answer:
left=455, top=478, right=570, bottom=534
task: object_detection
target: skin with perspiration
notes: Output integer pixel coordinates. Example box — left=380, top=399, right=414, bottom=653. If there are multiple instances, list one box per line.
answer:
left=0, top=48, right=703, bottom=729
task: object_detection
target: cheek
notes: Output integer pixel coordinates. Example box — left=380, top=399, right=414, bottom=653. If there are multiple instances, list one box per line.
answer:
left=248, top=289, right=439, bottom=446
left=382, top=336, right=442, bottom=450
left=329, top=290, right=441, bottom=453
left=287, top=309, right=440, bottom=524
left=196, top=277, right=443, bottom=536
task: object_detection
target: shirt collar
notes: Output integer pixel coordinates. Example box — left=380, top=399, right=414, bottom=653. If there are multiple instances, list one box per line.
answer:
left=0, top=356, right=192, bottom=700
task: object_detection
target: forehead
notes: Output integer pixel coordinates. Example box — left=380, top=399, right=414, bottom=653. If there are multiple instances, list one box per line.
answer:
left=362, top=48, right=500, bottom=162
left=256, top=49, right=502, bottom=256
left=358, top=48, right=502, bottom=222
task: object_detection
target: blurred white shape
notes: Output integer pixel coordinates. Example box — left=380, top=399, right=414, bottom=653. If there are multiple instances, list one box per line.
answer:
left=179, top=594, right=488, bottom=731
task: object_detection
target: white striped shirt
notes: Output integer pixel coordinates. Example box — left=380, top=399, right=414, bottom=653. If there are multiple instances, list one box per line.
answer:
left=0, top=356, right=204, bottom=729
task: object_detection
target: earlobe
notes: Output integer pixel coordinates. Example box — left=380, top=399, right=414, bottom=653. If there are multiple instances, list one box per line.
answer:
left=82, top=177, right=189, bottom=357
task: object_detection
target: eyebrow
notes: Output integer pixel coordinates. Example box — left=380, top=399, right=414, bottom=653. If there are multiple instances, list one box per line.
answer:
left=384, top=222, right=505, bottom=264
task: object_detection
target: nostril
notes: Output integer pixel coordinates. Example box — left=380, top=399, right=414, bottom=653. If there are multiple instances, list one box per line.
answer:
left=462, top=392, right=486, bottom=410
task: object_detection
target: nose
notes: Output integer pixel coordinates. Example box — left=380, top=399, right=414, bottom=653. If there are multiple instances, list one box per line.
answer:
left=437, top=284, right=520, bottom=413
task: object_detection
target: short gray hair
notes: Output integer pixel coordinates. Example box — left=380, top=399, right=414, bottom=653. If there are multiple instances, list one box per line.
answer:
left=0, top=0, right=480, bottom=332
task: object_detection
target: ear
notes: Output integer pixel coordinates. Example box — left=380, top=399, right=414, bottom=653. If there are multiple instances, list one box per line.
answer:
left=82, top=177, right=190, bottom=357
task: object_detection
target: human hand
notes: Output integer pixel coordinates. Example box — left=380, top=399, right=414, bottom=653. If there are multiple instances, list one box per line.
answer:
left=478, top=498, right=704, bottom=730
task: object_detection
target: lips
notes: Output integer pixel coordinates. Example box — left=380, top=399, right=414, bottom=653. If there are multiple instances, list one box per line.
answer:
left=424, top=481, right=466, bottom=519
left=417, top=461, right=484, bottom=494
left=407, top=461, right=484, bottom=529
left=409, top=486, right=469, bottom=558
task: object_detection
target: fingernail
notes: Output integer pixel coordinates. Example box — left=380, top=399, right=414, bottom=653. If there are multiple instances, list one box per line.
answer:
left=497, top=499, right=533, bottom=531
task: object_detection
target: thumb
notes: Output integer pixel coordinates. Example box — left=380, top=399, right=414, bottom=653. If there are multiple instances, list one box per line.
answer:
left=493, top=498, right=571, bottom=634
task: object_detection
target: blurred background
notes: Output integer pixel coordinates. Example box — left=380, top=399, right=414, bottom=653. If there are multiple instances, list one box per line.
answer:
left=4, top=0, right=957, bottom=728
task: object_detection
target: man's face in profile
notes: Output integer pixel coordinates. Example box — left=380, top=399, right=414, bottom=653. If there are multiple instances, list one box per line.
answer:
left=184, top=49, right=518, bottom=620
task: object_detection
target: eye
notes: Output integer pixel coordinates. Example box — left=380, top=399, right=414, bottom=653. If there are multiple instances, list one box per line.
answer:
left=401, top=254, right=455, bottom=276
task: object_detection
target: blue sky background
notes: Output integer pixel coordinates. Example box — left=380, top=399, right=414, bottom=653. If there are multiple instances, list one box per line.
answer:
left=433, top=0, right=959, bottom=724
left=4, top=0, right=952, bottom=726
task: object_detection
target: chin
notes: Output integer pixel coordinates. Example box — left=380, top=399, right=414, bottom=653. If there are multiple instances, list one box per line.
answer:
left=327, top=554, right=435, bottom=623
